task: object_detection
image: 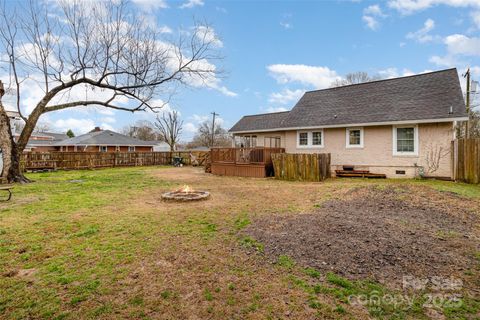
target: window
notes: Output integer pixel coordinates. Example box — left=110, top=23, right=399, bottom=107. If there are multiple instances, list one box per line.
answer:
left=115, top=146, right=120, bottom=152
left=128, top=146, right=135, bottom=152
left=99, top=146, right=108, bottom=153
left=396, top=128, right=414, bottom=152
left=298, top=132, right=308, bottom=146
left=393, top=125, right=418, bottom=156
left=346, top=127, right=363, bottom=148
left=266, top=136, right=281, bottom=148
left=237, top=135, right=257, bottom=148
left=312, top=131, right=322, bottom=145
left=297, top=130, right=324, bottom=148
left=251, top=135, right=257, bottom=147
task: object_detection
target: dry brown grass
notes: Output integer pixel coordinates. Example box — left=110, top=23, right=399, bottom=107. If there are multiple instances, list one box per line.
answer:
left=1, top=166, right=480, bottom=319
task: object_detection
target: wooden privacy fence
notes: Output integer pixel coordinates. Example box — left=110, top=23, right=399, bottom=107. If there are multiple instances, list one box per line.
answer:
left=452, top=138, right=480, bottom=184
left=271, top=153, right=331, bottom=181
left=20, top=151, right=208, bottom=172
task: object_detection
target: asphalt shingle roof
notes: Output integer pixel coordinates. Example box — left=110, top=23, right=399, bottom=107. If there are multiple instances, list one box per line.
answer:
left=229, top=68, right=467, bottom=133
left=53, top=130, right=156, bottom=146
left=229, top=111, right=290, bottom=132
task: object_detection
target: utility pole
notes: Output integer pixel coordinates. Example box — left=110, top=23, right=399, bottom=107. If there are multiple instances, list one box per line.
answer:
left=210, top=111, right=219, bottom=147
left=464, top=68, right=471, bottom=138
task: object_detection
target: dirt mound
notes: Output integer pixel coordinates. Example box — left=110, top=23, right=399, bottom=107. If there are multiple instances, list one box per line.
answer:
left=244, top=186, right=480, bottom=286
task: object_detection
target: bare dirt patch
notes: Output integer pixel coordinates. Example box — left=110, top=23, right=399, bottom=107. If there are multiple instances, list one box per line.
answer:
left=244, top=186, right=480, bottom=287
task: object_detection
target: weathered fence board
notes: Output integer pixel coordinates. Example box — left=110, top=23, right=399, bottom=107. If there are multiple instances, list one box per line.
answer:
left=271, top=153, right=331, bottom=181
left=452, top=138, right=480, bottom=184
left=20, top=151, right=208, bottom=172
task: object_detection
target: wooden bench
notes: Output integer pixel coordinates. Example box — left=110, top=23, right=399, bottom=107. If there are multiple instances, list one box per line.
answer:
left=0, top=184, right=13, bottom=201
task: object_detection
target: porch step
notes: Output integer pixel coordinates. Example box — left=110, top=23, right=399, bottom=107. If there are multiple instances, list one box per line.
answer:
left=335, top=169, right=370, bottom=174
left=335, top=169, right=386, bottom=179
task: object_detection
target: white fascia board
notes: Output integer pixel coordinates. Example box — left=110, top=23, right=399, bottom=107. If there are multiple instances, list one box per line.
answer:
left=229, top=117, right=469, bottom=134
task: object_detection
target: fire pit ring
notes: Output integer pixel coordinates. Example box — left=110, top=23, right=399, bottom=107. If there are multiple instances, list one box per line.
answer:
left=162, top=186, right=210, bottom=202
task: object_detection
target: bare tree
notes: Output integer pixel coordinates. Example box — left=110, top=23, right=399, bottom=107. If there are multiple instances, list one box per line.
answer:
left=122, top=120, right=158, bottom=141
left=331, top=71, right=380, bottom=87
left=0, top=0, right=221, bottom=182
left=187, top=121, right=231, bottom=148
left=155, top=111, right=183, bottom=152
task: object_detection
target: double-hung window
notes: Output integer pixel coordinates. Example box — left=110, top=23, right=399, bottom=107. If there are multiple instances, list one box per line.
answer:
left=393, top=125, right=418, bottom=156
left=298, top=132, right=308, bottom=146
left=346, top=128, right=363, bottom=148
left=312, top=131, right=322, bottom=146
left=297, top=130, right=324, bottom=148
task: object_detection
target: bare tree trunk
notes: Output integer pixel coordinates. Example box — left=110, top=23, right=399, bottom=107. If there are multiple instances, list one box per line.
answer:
left=0, top=104, right=30, bottom=183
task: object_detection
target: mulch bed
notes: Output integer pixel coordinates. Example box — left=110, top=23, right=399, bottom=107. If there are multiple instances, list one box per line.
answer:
left=244, top=186, right=480, bottom=286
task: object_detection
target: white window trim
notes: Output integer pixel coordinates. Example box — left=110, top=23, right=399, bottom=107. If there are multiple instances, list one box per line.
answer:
left=296, top=130, right=324, bottom=148
left=99, top=146, right=108, bottom=152
left=128, top=146, right=136, bottom=152
left=393, top=124, right=419, bottom=156
left=346, top=127, right=364, bottom=149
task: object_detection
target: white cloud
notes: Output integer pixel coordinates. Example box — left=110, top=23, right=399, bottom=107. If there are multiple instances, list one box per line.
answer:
left=364, top=4, right=386, bottom=16
left=159, top=25, right=173, bottom=34
left=131, top=0, right=168, bottom=10
left=179, top=0, right=204, bottom=9
left=268, top=89, right=304, bottom=105
left=52, top=118, right=96, bottom=135
left=191, top=114, right=210, bottom=123
left=267, top=64, right=340, bottom=89
left=191, top=114, right=224, bottom=126
left=179, top=57, right=237, bottom=97
left=362, top=4, right=386, bottom=30
left=362, top=15, right=379, bottom=30
left=472, top=11, right=480, bottom=28
left=378, top=67, right=400, bottom=78
left=444, top=34, right=480, bottom=56
left=101, top=117, right=116, bottom=124
left=430, top=34, right=480, bottom=67
left=195, top=26, right=223, bottom=48
left=265, top=106, right=288, bottom=113
left=378, top=68, right=433, bottom=78
left=216, top=86, right=238, bottom=97
left=183, top=122, right=197, bottom=133
left=388, top=0, right=480, bottom=14
left=406, top=18, right=437, bottom=43
left=429, top=34, right=480, bottom=68
left=429, top=55, right=457, bottom=67
left=280, top=21, right=292, bottom=29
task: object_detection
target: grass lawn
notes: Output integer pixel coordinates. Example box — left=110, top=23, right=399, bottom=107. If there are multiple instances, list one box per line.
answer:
left=1, top=166, right=479, bottom=319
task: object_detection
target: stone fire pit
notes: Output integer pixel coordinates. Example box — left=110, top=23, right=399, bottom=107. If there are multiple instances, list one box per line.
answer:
left=162, top=185, right=210, bottom=202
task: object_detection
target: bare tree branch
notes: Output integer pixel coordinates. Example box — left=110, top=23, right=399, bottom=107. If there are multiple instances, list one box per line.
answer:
left=0, top=0, right=223, bottom=183
left=154, top=111, right=183, bottom=152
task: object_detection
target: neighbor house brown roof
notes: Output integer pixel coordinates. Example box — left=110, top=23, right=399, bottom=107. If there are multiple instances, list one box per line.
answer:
left=230, top=68, right=467, bottom=133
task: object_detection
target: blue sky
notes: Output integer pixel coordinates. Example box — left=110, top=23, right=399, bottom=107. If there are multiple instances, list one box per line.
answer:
left=5, top=0, right=480, bottom=140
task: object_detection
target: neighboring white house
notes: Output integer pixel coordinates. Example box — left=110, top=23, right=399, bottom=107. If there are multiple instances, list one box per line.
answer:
left=150, top=141, right=171, bottom=152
